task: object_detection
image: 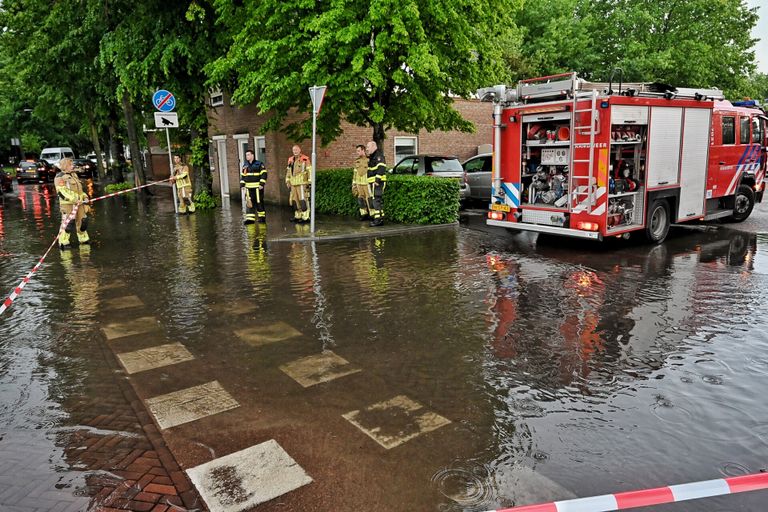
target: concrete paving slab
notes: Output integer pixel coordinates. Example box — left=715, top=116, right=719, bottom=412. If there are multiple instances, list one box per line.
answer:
left=210, top=302, right=256, bottom=316
left=116, top=342, right=195, bottom=374
left=343, top=395, right=451, bottom=450
left=145, top=381, right=239, bottom=430
left=101, top=316, right=159, bottom=340
left=279, top=351, right=361, bottom=387
left=186, top=439, right=312, bottom=512
left=102, top=294, right=144, bottom=311
left=100, top=279, right=128, bottom=291
left=233, top=322, right=302, bottom=347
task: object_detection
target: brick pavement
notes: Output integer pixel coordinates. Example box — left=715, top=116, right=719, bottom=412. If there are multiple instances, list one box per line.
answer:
left=0, top=329, right=204, bottom=512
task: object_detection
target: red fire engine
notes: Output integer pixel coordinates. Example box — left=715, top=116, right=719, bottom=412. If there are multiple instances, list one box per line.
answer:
left=479, top=72, right=767, bottom=242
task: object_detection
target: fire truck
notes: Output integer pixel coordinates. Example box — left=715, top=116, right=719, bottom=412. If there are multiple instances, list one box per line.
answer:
left=478, top=73, right=767, bottom=242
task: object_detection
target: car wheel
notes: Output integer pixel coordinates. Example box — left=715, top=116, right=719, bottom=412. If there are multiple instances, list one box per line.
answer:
left=644, top=199, right=670, bottom=244
left=728, top=184, right=755, bottom=223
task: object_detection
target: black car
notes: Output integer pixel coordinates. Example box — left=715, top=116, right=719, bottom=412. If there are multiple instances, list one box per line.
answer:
left=1, top=168, right=12, bottom=193
left=15, top=160, right=56, bottom=184
left=72, top=158, right=96, bottom=179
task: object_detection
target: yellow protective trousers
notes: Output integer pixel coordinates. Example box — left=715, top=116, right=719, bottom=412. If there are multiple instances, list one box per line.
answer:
left=59, top=204, right=89, bottom=246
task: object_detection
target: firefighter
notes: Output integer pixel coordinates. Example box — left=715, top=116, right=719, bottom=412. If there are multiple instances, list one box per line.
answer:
left=285, top=145, right=311, bottom=223
left=365, top=141, right=387, bottom=226
left=240, top=149, right=267, bottom=224
left=352, top=144, right=371, bottom=220
left=54, top=158, right=91, bottom=250
left=172, top=155, right=195, bottom=215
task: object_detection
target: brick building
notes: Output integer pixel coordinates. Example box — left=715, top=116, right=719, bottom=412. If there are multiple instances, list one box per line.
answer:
left=205, top=92, right=493, bottom=204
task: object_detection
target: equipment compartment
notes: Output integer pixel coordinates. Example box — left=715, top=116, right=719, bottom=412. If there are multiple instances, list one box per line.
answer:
left=521, top=116, right=572, bottom=209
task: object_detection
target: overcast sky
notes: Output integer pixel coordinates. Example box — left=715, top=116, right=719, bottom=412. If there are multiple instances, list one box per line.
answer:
left=749, top=0, right=768, bottom=73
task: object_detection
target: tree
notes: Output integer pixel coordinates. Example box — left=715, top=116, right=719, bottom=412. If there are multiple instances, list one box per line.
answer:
left=582, top=0, right=757, bottom=94
left=207, top=0, right=520, bottom=148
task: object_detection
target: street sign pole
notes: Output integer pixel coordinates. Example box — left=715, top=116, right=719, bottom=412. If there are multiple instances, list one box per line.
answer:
left=166, top=127, right=178, bottom=214
left=153, top=90, right=178, bottom=215
left=308, top=85, right=326, bottom=234
left=310, top=101, right=317, bottom=233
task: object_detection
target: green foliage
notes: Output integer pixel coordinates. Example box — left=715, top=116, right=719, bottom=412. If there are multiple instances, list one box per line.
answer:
left=510, top=0, right=759, bottom=97
left=207, top=0, right=519, bottom=143
left=193, top=189, right=220, bottom=210
left=314, top=169, right=459, bottom=225
left=104, top=182, right=134, bottom=194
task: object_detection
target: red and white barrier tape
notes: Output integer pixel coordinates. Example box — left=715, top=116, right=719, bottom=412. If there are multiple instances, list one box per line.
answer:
left=0, top=178, right=173, bottom=316
left=490, top=472, right=768, bottom=511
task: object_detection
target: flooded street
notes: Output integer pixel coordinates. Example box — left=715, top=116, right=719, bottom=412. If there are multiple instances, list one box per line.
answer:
left=2, top=183, right=768, bottom=511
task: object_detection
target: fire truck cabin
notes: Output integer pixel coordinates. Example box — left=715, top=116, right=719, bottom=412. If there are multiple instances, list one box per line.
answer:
left=479, top=73, right=767, bottom=243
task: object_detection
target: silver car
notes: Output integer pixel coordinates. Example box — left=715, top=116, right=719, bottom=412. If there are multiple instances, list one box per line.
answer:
left=390, top=154, right=470, bottom=201
left=463, top=153, right=492, bottom=201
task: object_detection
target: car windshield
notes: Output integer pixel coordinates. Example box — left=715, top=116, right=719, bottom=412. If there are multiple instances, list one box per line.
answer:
left=20, top=162, right=37, bottom=169
left=428, top=158, right=462, bottom=173
left=41, top=152, right=60, bottom=160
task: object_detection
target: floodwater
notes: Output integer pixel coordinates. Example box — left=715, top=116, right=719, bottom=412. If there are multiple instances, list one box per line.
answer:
left=2, top=182, right=768, bottom=511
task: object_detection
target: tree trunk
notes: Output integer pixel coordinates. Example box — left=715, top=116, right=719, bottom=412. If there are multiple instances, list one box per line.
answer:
left=108, top=115, right=123, bottom=183
left=372, top=123, right=386, bottom=160
left=121, top=92, right=146, bottom=188
left=86, top=108, right=107, bottom=180
left=190, top=126, right=212, bottom=195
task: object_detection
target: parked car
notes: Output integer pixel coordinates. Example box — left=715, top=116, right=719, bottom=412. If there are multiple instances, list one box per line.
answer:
left=463, top=153, right=492, bottom=201
left=1, top=168, right=12, bottom=193
left=15, top=160, right=56, bottom=184
left=72, top=158, right=96, bottom=179
left=390, top=154, right=470, bottom=201
left=39, top=147, right=75, bottom=169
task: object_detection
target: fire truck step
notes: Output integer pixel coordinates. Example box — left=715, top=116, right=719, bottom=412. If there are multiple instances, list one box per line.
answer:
left=703, top=209, right=733, bottom=221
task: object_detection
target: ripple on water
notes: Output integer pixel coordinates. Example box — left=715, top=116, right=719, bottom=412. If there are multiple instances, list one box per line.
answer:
left=431, top=462, right=495, bottom=508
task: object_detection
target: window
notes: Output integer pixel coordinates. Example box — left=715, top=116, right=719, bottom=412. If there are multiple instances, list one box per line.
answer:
left=209, top=88, right=224, bottom=107
left=392, top=157, right=417, bottom=175
left=722, top=117, right=735, bottom=145
left=740, top=117, right=750, bottom=144
left=463, top=157, right=486, bottom=173
left=255, top=136, right=266, bottom=165
left=394, top=136, right=417, bottom=164
left=427, top=157, right=462, bottom=173
left=752, top=117, right=762, bottom=143
left=234, top=134, right=249, bottom=166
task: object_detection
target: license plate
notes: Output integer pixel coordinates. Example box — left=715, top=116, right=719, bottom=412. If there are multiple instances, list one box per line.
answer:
left=491, top=203, right=511, bottom=212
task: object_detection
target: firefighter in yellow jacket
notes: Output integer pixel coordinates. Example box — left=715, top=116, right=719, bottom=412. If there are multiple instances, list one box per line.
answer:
left=172, top=155, right=196, bottom=214
left=285, top=145, right=311, bottom=223
left=241, top=150, right=267, bottom=224
left=366, top=141, right=387, bottom=226
left=54, top=158, right=91, bottom=249
left=352, top=144, right=371, bottom=220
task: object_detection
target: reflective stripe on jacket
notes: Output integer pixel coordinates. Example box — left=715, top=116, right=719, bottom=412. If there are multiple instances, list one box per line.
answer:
left=286, top=155, right=311, bottom=187
left=174, top=164, right=193, bottom=189
left=353, top=157, right=368, bottom=186
left=241, top=160, right=267, bottom=188
left=54, top=171, right=87, bottom=205
left=367, top=150, right=387, bottom=186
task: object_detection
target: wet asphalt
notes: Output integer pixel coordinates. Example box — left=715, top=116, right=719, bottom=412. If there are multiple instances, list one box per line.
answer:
left=1, top=182, right=768, bottom=511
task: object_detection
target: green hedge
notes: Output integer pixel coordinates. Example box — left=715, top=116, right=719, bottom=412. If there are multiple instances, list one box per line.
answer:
left=314, top=168, right=459, bottom=225
left=104, top=182, right=134, bottom=193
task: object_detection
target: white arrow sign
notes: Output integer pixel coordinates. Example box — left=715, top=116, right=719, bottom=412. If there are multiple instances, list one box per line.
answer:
left=154, top=112, right=179, bottom=128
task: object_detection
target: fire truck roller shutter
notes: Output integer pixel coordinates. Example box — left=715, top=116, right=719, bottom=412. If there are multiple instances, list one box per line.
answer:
left=647, top=107, right=683, bottom=188
left=677, top=108, right=711, bottom=221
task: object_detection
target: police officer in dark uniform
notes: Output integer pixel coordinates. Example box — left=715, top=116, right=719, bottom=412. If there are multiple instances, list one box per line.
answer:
left=240, top=150, right=267, bottom=224
left=365, top=141, right=387, bottom=226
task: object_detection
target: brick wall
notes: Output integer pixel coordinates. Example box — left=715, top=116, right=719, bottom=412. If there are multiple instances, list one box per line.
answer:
left=206, top=93, right=492, bottom=204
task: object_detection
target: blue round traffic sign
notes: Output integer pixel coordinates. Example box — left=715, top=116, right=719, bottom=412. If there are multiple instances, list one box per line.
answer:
left=152, top=90, right=176, bottom=112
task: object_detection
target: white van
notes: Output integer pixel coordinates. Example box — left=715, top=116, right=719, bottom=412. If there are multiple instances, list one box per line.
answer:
left=40, top=147, right=75, bottom=168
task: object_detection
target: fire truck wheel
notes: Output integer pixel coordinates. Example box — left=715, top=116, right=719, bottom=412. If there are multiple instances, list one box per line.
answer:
left=645, top=199, right=670, bottom=244
left=728, top=184, right=755, bottom=223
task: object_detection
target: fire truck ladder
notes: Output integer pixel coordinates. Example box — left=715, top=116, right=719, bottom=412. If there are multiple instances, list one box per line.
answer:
left=569, top=89, right=599, bottom=213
